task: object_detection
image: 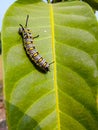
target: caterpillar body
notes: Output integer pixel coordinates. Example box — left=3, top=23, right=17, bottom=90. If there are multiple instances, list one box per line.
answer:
left=18, top=15, right=52, bottom=72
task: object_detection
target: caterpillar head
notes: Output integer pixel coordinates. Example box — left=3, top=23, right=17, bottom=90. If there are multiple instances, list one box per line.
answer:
left=19, top=15, right=29, bottom=35
left=18, top=24, right=24, bottom=35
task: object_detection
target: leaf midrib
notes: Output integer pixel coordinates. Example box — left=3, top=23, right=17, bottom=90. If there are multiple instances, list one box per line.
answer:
left=50, top=4, right=60, bottom=130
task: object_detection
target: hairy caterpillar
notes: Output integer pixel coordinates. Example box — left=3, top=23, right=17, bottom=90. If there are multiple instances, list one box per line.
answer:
left=18, top=15, right=53, bottom=72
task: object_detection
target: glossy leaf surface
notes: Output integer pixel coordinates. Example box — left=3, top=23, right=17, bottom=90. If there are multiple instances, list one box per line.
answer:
left=2, top=0, right=98, bottom=129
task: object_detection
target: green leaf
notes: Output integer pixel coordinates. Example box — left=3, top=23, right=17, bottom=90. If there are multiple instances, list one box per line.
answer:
left=2, top=0, right=98, bottom=129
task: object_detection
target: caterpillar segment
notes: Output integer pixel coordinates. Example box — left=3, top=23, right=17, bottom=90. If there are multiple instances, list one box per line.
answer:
left=18, top=15, right=52, bottom=72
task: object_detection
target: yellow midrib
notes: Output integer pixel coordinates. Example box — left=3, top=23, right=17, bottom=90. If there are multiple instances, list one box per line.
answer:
left=50, top=4, right=60, bottom=130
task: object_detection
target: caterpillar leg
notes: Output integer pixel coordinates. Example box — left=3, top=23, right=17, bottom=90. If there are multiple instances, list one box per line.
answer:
left=49, top=61, right=54, bottom=65
left=33, top=35, right=39, bottom=39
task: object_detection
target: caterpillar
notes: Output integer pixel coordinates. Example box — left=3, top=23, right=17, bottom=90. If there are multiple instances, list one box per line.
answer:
left=18, top=15, right=53, bottom=72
